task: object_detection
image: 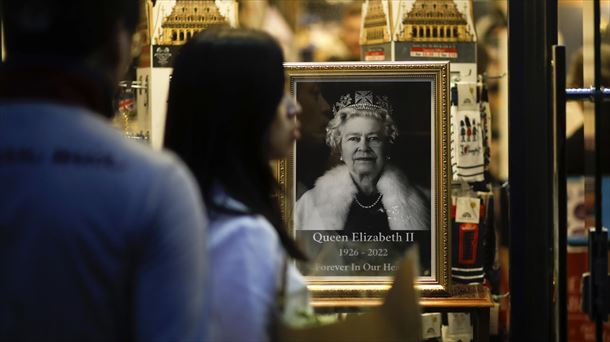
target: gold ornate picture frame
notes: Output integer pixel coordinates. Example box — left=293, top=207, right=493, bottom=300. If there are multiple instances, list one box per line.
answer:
left=277, top=62, right=450, bottom=303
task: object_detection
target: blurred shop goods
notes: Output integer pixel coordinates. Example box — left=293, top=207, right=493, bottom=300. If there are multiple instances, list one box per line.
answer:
left=442, top=313, right=474, bottom=342
left=239, top=0, right=298, bottom=61
left=112, top=80, right=151, bottom=143
left=133, top=0, right=153, bottom=64
left=341, top=3, right=363, bottom=60
left=295, top=1, right=363, bottom=62
left=422, top=313, right=443, bottom=341
left=567, top=246, right=610, bottom=341
left=296, top=23, right=350, bottom=62
left=112, top=0, right=152, bottom=143
left=567, top=177, right=587, bottom=238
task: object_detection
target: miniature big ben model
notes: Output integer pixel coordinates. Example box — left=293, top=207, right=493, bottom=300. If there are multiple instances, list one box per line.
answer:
left=394, top=0, right=477, bottom=82
left=153, top=0, right=230, bottom=67
left=360, top=0, right=393, bottom=61
left=362, top=0, right=391, bottom=45
left=156, top=0, right=228, bottom=46
left=397, top=0, right=474, bottom=43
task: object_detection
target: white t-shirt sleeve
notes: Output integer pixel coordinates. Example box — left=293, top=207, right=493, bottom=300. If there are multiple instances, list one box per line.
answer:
left=209, top=216, right=282, bottom=342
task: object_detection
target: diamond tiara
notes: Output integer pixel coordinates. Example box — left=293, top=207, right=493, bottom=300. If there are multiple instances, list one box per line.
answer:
left=332, top=90, right=393, bottom=116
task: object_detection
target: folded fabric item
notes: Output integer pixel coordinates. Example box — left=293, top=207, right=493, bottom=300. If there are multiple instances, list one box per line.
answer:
left=452, top=82, right=484, bottom=182
left=450, top=194, right=490, bottom=284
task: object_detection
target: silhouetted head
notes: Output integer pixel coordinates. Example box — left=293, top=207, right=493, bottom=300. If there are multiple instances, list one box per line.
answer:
left=165, top=27, right=305, bottom=260
left=1, top=0, right=139, bottom=83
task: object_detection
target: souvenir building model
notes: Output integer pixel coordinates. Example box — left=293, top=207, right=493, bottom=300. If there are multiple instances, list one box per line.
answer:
left=156, top=0, right=228, bottom=45
left=397, top=0, right=473, bottom=44
left=394, top=0, right=477, bottom=82
left=361, top=0, right=391, bottom=46
left=360, top=0, right=393, bottom=61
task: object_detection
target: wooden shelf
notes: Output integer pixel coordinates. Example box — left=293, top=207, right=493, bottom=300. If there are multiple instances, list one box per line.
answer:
left=311, top=285, right=494, bottom=341
left=311, top=284, right=493, bottom=310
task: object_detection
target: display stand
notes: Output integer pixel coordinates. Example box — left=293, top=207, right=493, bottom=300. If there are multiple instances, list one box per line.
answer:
left=311, top=285, right=493, bottom=341
left=420, top=286, right=494, bottom=341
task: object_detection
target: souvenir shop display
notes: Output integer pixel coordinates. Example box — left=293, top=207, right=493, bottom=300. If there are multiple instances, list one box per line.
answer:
left=129, top=1, right=497, bottom=338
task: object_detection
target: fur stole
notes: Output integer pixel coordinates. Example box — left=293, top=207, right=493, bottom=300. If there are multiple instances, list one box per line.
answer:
left=295, top=164, right=430, bottom=231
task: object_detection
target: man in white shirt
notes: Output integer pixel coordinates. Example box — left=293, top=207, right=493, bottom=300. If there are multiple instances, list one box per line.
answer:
left=0, top=1, right=208, bottom=340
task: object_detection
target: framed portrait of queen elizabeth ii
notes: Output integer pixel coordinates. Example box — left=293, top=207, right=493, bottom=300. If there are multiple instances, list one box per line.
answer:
left=277, top=62, right=450, bottom=299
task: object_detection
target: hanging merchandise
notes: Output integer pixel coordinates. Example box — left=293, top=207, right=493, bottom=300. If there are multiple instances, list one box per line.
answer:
left=479, top=83, right=492, bottom=172
left=450, top=190, right=495, bottom=284
left=451, top=82, right=485, bottom=183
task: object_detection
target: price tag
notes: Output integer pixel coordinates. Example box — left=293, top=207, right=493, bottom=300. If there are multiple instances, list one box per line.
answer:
left=457, top=82, right=478, bottom=111
left=455, top=197, right=480, bottom=224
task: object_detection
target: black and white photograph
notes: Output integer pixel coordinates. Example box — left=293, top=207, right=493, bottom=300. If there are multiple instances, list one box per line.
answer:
left=279, top=62, right=450, bottom=291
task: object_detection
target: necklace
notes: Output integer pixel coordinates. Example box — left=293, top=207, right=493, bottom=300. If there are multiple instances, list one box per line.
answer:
left=354, top=193, right=382, bottom=209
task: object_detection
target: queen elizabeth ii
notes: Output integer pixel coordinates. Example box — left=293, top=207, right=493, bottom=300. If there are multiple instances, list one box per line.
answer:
left=295, top=90, right=429, bottom=232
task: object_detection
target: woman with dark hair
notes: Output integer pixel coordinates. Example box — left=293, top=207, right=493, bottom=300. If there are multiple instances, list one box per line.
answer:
left=164, top=28, right=309, bottom=341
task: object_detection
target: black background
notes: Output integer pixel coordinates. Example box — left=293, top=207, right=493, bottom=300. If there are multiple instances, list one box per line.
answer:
left=296, top=80, right=433, bottom=194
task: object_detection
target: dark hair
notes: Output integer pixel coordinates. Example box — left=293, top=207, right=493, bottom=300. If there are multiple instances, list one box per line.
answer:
left=164, top=28, right=306, bottom=260
left=1, top=0, right=140, bottom=58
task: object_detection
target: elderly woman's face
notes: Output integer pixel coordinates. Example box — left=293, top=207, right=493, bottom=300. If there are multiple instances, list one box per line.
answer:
left=340, top=116, right=386, bottom=179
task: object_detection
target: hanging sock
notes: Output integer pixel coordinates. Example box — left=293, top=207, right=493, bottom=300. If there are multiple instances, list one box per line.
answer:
left=452, top=82, right=484, bottom=182
left=479, top=85, right=492, bottom=172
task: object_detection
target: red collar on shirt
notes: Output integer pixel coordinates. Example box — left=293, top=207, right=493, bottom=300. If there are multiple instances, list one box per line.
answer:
left=0, top=60, right=115, bottom=118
